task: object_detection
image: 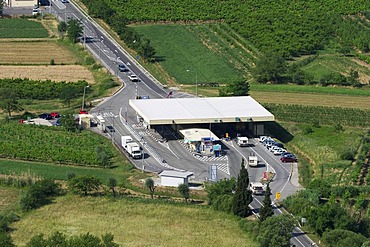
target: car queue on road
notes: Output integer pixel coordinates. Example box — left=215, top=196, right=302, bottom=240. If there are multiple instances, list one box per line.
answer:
left=259, top=136, right=298, bottom=163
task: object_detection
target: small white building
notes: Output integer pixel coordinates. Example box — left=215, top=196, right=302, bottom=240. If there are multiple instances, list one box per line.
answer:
left=159, top=170, right=193, bottom=187
left=4, top=0, right=38, bottom=7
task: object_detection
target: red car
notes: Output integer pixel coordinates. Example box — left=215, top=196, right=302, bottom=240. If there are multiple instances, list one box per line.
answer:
left=50, top=112, right=60, bottom=118
left=79, top=110, right=89, bottom=114
left=280, top=156, right=298, bottom=163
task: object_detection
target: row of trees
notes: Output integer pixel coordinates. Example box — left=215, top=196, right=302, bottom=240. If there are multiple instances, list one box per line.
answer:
left=207, top=158, right=294, bottom=246
left=80, top=0, right=156, bottom=62
left=0, top=78, right=88, bottom=101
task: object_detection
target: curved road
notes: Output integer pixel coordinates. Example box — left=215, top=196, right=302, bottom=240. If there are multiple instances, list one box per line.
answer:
left=49, top=1, right=316, bottom=246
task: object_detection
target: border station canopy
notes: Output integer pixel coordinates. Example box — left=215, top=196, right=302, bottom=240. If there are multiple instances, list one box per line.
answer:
left=129, top=96, right=274, bottom=126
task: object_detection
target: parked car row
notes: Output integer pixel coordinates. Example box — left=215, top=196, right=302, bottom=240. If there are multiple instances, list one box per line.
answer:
left=259, top=136, right=298, bottom=163
left=39, top=112, right=60, bottom=120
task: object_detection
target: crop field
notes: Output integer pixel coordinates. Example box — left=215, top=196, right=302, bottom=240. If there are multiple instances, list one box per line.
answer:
left=0, top=65, right=95, bottom=83
left=0, top=124, right=130, bottom=168
left=0, top=41, right=79, bottom=64
left=133, top=24, right=243, bottom=85
left=11, top=196, right=257, bottom=247
left=0, top=159, right=128, bottom=183
left=0, top=19, right=48, bottom=38
left=251, top=92, right=370, bottom=110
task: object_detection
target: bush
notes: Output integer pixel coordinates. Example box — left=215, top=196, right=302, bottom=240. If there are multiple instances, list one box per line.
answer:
left=322, top=229, right=367, bottom=247
left=303, top=127, right=313, bottom=135
left=25, top=231, right=118, bottom=247
left=0, top=232, right=15, bottom=247
left=19, top=179, right=60, bottom=211
left=341, top=150, right=355, bottom=160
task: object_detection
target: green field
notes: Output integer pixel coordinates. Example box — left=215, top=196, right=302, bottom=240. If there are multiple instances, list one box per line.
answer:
left=279, top=123, right=366, bottom=184
left=133, top=24, right=243, bottom=85
left=0, top=19, right=49, bottom=38
left=0, top=159, right=129, bottom=183
left=11, top=195, right=258, bottom=247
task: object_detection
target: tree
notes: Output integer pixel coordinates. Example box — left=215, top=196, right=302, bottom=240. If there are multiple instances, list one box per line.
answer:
left=19, top=179, right=60, bottom=211
left=178, top=183, right=190, bottom=203
left=138, top=39, right=156, bottom=62
left=322, top=229, right=367, bottom=247
left=68, top=175, right=102, bottom=196
left=96, top=146, right=112, bottom=167
left=218, top=81, right=250, bottom=97
left=206, top=178, right=236, bottom=205
left=0, top=88, right=23, bottom=117
left=232, top=158, right=252, bottom=217
left=231, top=80, right=250, bottom=96
left=338, top=43, right=351, bottom=56
left=259, top=184, right=274, bottom=222
left=144, top=178, right=156, bottom=199
left=57, top=21, right=67, bottom=35
left=107, top=178, right=117, bottom=196
left=253, top=52, right=287, bottom=83
left=67, top=19, right=83, bottom=43
left=59, top=84, right=77, bottom=107
left=59, top=112, right=77, bottom=132
left=257, top=214, right=295, bottom=247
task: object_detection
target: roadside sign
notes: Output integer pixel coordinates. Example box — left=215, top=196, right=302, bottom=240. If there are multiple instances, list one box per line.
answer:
left=263, top=172, right=268, bottom=180
left=276, top=192, right=281, bottom=200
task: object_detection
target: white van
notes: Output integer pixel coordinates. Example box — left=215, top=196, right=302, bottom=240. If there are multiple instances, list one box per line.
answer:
left=249, top=182, right=265, bottom=195
left=237, top=137, right=249, bottom=147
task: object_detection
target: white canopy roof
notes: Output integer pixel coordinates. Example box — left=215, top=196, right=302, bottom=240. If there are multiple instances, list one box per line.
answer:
left=180, top=128, right=220, bottom=142
left=129, top=96, right=274, bottom=126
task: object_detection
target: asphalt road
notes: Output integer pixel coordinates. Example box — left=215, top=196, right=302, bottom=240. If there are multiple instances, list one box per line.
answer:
left=48, top=1, right=317, bottom=245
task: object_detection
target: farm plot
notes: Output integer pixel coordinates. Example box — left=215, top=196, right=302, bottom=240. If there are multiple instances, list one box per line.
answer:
left=0, top=41, right=78, bottom=64
left=0, top=19, right=48, bottom=38
left=251, top=91, right=370, bottom=110
left=0, top=65, right=95, bottom=83
left=133, top=24, right=243, bottom=85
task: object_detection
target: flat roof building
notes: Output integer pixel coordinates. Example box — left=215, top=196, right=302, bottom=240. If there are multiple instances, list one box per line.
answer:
left=129, top=96, right=274, bottom=127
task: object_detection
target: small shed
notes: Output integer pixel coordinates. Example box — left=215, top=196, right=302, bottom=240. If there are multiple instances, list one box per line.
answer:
left=159, top=170, right=193, bottom=187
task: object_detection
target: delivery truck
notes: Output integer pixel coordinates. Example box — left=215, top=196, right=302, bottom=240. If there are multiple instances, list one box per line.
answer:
left=126, top=142, right=142, bottom=159
left=121, top=135, right=142, bottom=159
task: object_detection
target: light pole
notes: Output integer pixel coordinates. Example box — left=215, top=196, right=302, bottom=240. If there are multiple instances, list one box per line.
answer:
left=99, top=36, right=104, bottom=59
left=186, top=69, right=198, bottom=97
left=114, top=50, right=119, bottom=76
left=81, top=85, right=89, bottom=110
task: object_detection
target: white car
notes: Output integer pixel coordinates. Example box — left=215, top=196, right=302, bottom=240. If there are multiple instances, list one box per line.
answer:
left=128, top=74, right=140, bottom=82
left=259, top=136, right=270, bottom=143
left=273, top=148, right=286, bottom=156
